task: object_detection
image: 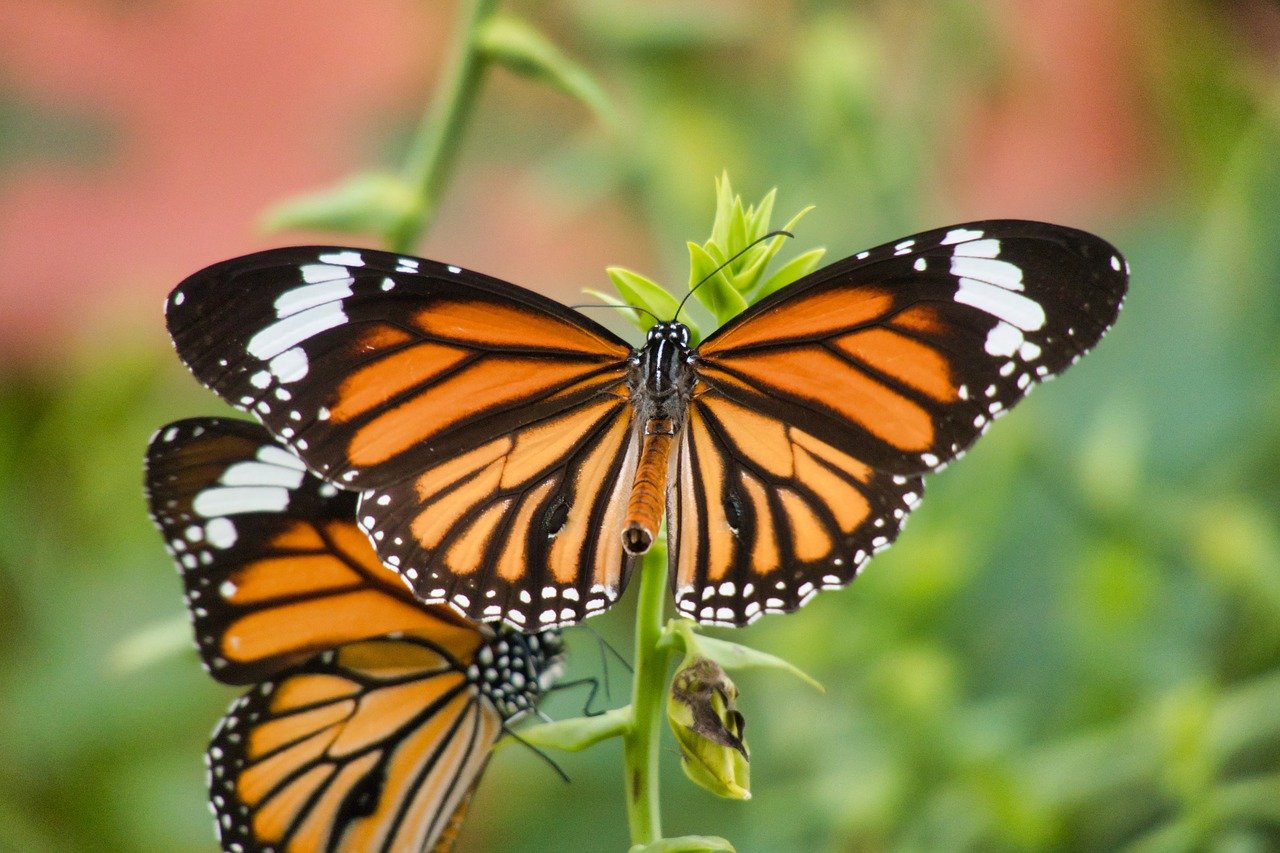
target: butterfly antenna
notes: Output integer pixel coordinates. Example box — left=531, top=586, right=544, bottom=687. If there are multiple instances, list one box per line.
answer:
left=674, top=229, right=794, bottom=323
left=568, top=303, right=663, bottom=324
left=502, top=725, right=572, bottom=783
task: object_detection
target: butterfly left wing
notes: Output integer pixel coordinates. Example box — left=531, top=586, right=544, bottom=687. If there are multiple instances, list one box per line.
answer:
left=145, top=417, right=483, bottom=684
left=166, top=247, right=639, bottom=627
left=676, top=220, right=1127, bottom=624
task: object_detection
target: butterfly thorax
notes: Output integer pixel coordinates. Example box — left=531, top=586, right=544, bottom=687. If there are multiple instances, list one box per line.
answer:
left=631, top=321, right=695, bottom=419
left=469, top=627, right=564, bottom=721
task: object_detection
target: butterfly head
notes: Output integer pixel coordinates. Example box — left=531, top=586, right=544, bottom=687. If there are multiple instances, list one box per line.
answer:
left=646, top=321, right=690, bottom=346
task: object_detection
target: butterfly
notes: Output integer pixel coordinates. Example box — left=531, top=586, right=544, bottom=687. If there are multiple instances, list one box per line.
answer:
left=145, top=417, right=564, bottom=851
left=166, top=219, right=1127, bottom=629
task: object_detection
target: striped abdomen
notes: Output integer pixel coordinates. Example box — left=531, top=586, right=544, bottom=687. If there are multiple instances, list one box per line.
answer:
left=622, top=418, right=675, bottom=555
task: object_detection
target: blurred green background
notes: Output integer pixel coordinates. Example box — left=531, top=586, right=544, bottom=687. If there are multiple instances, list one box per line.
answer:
left=3, top=1, right=1280, bottom=850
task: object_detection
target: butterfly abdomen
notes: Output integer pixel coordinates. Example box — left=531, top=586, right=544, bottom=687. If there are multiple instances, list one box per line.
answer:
left=623, top=418, right=676, bottom=554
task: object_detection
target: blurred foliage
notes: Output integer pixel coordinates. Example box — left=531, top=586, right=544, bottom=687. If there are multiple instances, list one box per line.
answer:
left=3, top=0, right=1280, bottom=850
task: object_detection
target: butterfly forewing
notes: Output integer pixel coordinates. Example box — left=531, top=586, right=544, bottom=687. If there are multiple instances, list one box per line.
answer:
left=696, top=220, right=1127, bottom=474
left=166, top=249, right=637, bottom=626
left=677, top=220, right=1127, bottom=623
left=146, top=417, right=483, bottom=683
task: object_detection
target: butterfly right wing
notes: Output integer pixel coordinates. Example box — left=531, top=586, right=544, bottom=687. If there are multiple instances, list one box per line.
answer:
left=208, top=635, right=501, bottom=853
left=166, top=247, right=640, bottom=626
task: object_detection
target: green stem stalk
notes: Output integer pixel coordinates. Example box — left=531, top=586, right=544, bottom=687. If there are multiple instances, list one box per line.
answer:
left=623, top=546, right=673, bottom=845
left=388, top=0, right=499, bottom=253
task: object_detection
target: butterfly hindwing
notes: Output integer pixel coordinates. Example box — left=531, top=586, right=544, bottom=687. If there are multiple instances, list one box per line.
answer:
left=359, top=391, right=641, bottom=628
left=207, top=636, right=499, bottom=853
left=671, top=398, right=924, bottom=624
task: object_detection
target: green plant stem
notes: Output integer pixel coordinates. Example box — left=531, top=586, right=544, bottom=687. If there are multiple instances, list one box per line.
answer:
left=623, top=546, right=673, bottom=845
left=387, top=0, right=500, bottom=253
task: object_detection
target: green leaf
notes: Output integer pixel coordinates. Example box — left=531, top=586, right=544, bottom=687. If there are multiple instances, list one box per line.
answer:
left=476, top=14, right=617, bottom=128
left=751, top=247, right=828, bottom=301
left=629, top=836, right=736, bottom=853
left=746, top=188, right=777, bottom=239
left=671, top=622, right=824, bottom=693
left=710, top=171, right=735, bottom=249
left=502, top=707, right=630, bottom=753
left=687, top=241, right=748, bottom=325
left=260, top=172, right=420, bottom=237
left=605, top=267, right=699, bottom=341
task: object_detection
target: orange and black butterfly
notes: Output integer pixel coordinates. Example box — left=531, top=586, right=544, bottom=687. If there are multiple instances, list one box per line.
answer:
left=166, top=220, right=1127, bottom=628
left=145, top=417, right=564, bottom=851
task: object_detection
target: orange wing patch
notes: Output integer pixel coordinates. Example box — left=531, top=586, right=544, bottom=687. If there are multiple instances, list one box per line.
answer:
left=415, top=299, right=630, bottom=358
left=702, top=347, right=936, bottom=452
left=701, top=287, right=894, bottom=352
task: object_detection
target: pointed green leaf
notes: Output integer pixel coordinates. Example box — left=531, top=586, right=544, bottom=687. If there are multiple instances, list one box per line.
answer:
left=746, top=187, right=777, bottom=238
left=476, top=14, right=617, bottom=127
left=751, top=247, right=828, bottom=302
left=778, top=203, right=817, bottom=237
left=687, top=241, right=748, bottom=325
left=726, top=196, right=749, bottom=258
left=261, top=172, right=419, bottom=237
left=606, top=267, right=679, bottom=321
left=711, top=171, right=735, bottom=249
left=501, top=707, right=630, bottom=753
left=737, top=204, right=817, bottom=284
left=582, top=288, right=646, bottom=335
left=629, top=836, right=736, bottom=853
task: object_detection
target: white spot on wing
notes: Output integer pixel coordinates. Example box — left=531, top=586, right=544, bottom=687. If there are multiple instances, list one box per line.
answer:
left=447, top=265, right=462, bottom=274
left=193, top=485, right=290, bottom=516
left=984, top=321, right=1024, bottom=357
left=955, top=279, right=1045, bottom=331
left=247, top=303, right=347, bottom=361
left=269, top=347, right=308, bottom=383
left=205, top=517, right=237, bottom=549
left=275, top=277, right=353, bottom=317
left=952, top=238, right=1001, bottom=258
left=318, top=250, right=363, bottom=267
left=220, top=460, right=305, bottom=489
left=941, top=228, right=984, bottom=245
left=951, top=256, right=1024, bottom=291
